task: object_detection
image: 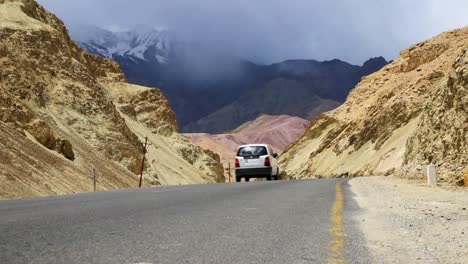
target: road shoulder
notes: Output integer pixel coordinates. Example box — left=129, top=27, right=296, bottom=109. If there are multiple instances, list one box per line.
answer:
left=349, top=176, right=468, bottom=263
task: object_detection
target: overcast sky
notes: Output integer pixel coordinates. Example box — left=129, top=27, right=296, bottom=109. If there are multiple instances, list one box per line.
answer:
left=37, top=0, right=468, bottom=65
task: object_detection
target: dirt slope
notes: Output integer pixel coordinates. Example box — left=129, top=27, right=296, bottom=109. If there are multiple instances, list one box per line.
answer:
left=0, top=0, right=223, bottom=200
left=185, top=114, right=310, bottom=165
left=279, top=27, right=468, bottom=184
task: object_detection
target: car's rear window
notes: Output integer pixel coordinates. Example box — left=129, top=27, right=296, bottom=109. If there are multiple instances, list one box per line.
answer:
left=237, top=146, right=268, bottom=157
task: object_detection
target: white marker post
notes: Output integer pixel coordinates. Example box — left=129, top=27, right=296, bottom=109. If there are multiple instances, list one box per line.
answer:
left=427, top=164, right=437, bottom=186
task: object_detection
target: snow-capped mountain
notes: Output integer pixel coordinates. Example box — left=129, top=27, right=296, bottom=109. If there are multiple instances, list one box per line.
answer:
left=70, top=25, right=172, bottom=63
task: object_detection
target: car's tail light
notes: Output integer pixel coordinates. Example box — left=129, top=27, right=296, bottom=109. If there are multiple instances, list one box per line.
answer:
left=264, top=156, right=271, bottom=167
left=235, top=158, right=240, bottom=168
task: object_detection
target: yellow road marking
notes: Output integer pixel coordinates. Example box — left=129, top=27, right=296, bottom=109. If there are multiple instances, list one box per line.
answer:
left=325, top=179, right=346, bottom=264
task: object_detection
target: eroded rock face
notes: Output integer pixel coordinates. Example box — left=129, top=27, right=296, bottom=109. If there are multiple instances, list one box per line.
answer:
left=0, top=90, right=75, bottom=160
left=56, top=139, right=74, bottom=160
left=0, top=0, right=223, bottom=199
left=0, top=18, right=142, bottom=173
left=174, top=140, right=225, bottom=183
left=279, top=27, right=468, bottom=184
left=403, top=48, right=468, bottom=183
left=113, top=87, right=178, bottom=136
left=106, top=82, right=225, bottom=184
left=202, top=149, right=225, bottom=183
left=399, top=43, right=449, bottom=72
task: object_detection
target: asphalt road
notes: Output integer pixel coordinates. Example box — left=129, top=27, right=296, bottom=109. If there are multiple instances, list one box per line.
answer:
left=0, top=179, right=371, bottom=264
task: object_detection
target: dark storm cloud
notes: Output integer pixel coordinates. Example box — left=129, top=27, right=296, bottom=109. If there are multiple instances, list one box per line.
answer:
left=37, top=0, right=468, bottom=64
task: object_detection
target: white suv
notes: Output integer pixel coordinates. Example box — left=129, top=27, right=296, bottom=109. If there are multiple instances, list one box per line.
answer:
left=235, top=144, right=280, bottom=182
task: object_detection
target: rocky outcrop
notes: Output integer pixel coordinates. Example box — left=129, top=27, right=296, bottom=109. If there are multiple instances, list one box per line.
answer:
left=279, top=27, right=468, bottom=184
left=0, top=90, right=75, bottom=160
left=0, top=0, right=223, bottom=199
left=106, top=82, right=225, bottom=185
left=108, top=83, right=178, bottom=136
left=401, top=47, right=467, bottom=184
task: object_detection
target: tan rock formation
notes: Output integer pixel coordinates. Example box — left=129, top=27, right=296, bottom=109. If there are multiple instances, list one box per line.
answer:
left=0, top=0, right=223, bottom=200
left=279, top=27, right=467, bottom=184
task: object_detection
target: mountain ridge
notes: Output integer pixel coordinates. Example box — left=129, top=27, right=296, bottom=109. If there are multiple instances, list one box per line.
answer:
left=183, top=78, right=341, bottom=133
left=73, top=26, right=388, bottom=130
left=71, top=25, right=173, bottom=63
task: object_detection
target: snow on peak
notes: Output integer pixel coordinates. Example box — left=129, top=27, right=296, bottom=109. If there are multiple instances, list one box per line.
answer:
left=70, top=25, right=172, bottom=63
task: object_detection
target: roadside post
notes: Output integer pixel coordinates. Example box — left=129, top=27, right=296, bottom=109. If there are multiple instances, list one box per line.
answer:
left=427, top=164, right=437, bottom=186
left=227, top=162, right=232, bottom=183
left=139, top=136, right=151, bottom=188
left=91, top=168, right=98, bottom=192
left=222, top=158, right=232, bottom=183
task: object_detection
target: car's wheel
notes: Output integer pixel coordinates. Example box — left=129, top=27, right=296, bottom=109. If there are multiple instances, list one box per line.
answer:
left=266, top=175, right=272, bottom=181
left=236, top=176, right=241, bottom=182
left=245, top=177, right=250, bottom=182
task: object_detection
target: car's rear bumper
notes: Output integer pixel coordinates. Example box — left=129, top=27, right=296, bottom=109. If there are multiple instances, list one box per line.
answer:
left=235, top=167, right=272, bottom=177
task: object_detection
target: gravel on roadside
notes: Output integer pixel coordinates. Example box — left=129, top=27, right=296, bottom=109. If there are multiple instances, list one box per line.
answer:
left=349, top=176, right=468, bottom=264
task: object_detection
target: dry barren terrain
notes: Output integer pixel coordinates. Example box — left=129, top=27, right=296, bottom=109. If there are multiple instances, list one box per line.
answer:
left=350, top=176, right=468, bottom=263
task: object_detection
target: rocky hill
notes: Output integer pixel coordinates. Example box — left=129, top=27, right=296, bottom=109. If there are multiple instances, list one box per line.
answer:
left=0, top=0, right=223, bottom=200
left=185, top=114, right=310, bottom=168
left=279, top=27, right=467, bottom=185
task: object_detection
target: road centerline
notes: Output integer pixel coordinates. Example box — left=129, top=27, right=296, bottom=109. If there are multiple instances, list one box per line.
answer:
left=325, top=179, right=346, bottom=264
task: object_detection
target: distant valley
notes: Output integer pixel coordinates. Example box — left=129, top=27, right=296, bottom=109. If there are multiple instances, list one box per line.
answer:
left=71, top=26, right=388, bottom=133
